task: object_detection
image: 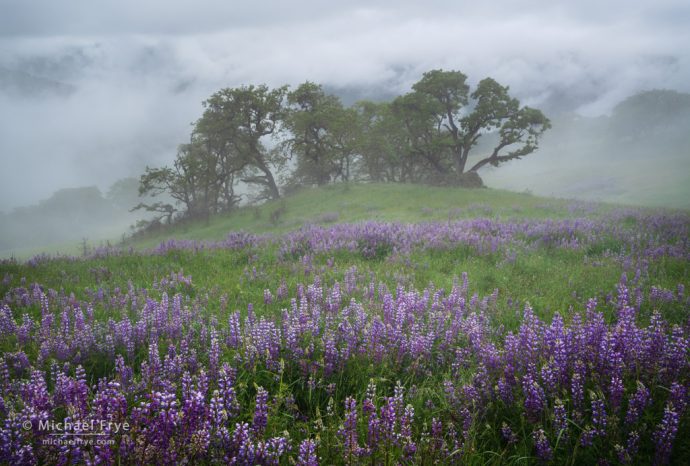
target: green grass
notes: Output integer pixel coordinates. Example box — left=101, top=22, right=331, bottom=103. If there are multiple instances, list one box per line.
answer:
left=3, top=183, right=687, bottom=327
left=0, top=239, right=91, bottom=260
left=2, top=236, right=686, bottom=334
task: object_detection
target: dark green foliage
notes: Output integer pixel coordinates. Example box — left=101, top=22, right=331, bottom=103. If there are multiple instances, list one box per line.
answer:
left=585, top=237, right=624, bottom=256
left=135, top=84, right=289, bottom=226
left=135, top=138, right=242, bottom=224
left=198, top=84, right=288, bottom=200
left=285, top=82, right=359, bottom=186
left=356, top=71, right=551, bottom=187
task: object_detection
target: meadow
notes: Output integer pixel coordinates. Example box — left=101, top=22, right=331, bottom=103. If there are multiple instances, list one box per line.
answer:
left=0, top=184, right=688, bottom=465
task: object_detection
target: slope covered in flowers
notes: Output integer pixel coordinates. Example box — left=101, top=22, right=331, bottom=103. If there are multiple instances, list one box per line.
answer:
left=0, top=197, right=688, bottom=465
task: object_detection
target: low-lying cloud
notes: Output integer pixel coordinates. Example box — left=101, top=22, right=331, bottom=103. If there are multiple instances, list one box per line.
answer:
left=1, top=0, right=689, bottom=211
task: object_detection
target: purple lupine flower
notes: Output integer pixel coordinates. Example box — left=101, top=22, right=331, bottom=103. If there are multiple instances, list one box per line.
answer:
left=180, top=371, right=193, bottom=402
left=393, top=382, right=405, bottom=413
left=571, top=370, right=585, bottom=411
left=255, top=435, right=289, bottom=465
left=210, top=390, right=227, bottom=429
left=209, top=332, right=220, bottom=378
left=668, top=381, right=687, bottom=414
left=197, top=368, right=209, bottom=397
left=147, top=340, right=161, bottom=384
left=276, top=280, right=289, bottom=300
left=580, top=427, right=596, bottom=447
left=0, top=305, right=16, bottom=337
left=340, top=396, right=361, bottom=460
left=93, top=380, right=127, bottom=422
left=380, top=396, right=398, bottom=446
left=181, top=388, right=208, bottom=439
left=616, top=431, right=639, bottom=464
left=323, top=334, right=338, bottom=377
left=231, top=422, right=255, bottom=464
left=591, top=396, right=607, bottom=436
left=540, top=363, right=558, bottom=394
left=328, top=282, right=341, bottom=313
left=654, top=404, right=680, bottom=465
left=227, top=311, right=241, bottom=349
left=400, top=404, right=416, bottom=458
left=219, top=367, right=239, bottom=418
left=430, top=417, right=444, bottom=453
left=131, top=390, right=181, bottom=464
left=501, top=423, right=518, bottom=445
left=306, top=377, right=316, bottom=392
left=1, top=412, right=36, bottom=464
left=522, top=372, right=545, bottom=421
left=497, top=377, right=514, bottom=404
left=56, top=414, right=87, bottom=465
left=365, top=409, right=381, bottom=455
left=609, top=376, right=624, bottom=412
left=518, top=304, right=543, bottom=369
left=17, top=314, right=33, bottom=346
left=532, top=429, right=553, bottom=462
left=626, top=382, right=650, bottom=424
left=662, top=326, right=688, bottom=382
left=297, top=439, right=319, bottom=466
left=93, top=424, right=116, bottom=465
left=23, top=369, right=51, bottom=412
left=253, top=387, right=269, bottom=437
left=553, top=400, right=568, bottom=441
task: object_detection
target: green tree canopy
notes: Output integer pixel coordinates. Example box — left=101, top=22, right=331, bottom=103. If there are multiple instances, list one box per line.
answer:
left=196, top=84, right=288, bottom=200
left=135, top=70, right=553, bottom=227
left=393, top=69, right=551, bottom=184
left=135, top=138, right=242, bottom=224
left=285, top=82, right=359, bottom=185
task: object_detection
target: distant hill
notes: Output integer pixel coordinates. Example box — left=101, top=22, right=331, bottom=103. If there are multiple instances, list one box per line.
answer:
left=0, top=181, right=156, bottom=255
left=482, top=89, right=690, bottom=208
left=609, top=89, right=690, bottom=149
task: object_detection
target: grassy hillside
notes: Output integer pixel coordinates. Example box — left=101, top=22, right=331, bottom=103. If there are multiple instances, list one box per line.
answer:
left=129, top=183, right=622, bottom=249
left=3, top=183, right=680, bottom=258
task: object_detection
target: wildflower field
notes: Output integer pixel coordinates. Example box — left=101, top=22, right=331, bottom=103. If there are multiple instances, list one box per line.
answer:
left=1, top=186, right=689, bottom=465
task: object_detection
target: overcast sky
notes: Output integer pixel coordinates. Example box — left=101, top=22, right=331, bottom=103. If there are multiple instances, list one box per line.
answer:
left=1, top=0, right=689, bottom=211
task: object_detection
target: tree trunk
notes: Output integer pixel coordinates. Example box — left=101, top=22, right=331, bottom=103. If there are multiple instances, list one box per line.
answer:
left=454, top=146, right=470, bottom=179
left=453, top=155, right=463, bottom=179
left=262, top=167, right=281, bottom=199
left=249, top=140, right=281, bottom=199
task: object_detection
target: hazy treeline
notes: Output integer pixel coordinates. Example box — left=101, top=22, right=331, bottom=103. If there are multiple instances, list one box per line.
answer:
left=0, top=179, right=150, bottom=252
left=135, top=69, right=551, bottom=226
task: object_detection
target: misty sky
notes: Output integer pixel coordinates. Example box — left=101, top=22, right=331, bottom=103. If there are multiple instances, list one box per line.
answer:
left=1, top=0, right=689, bottom=211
